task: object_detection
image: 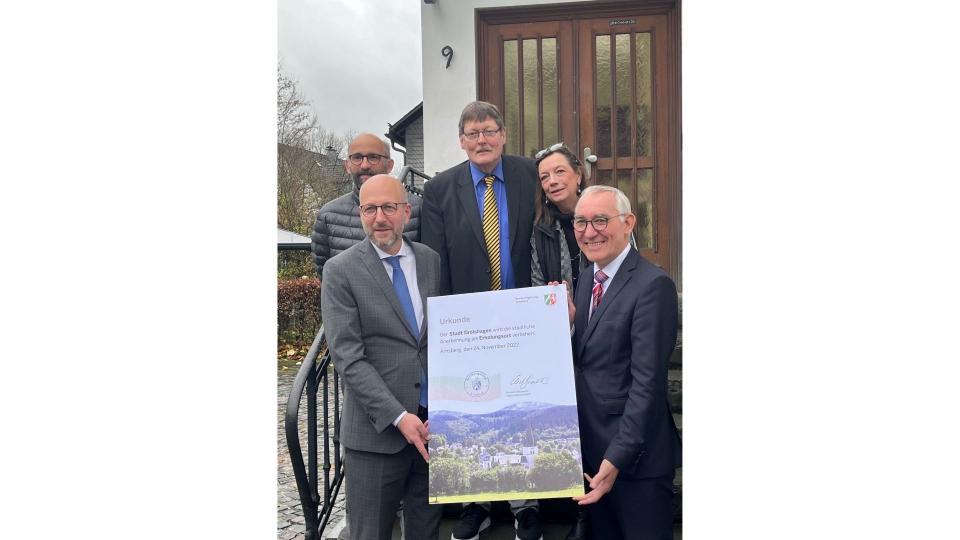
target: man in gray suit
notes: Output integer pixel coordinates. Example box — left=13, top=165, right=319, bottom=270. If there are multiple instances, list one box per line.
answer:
left=321, top=174, right=443, bottom=540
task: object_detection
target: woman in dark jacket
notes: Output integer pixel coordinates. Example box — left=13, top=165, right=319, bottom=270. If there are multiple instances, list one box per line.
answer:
left=530, top=143, right=588, bottom=295
left=531, top=142, right=591, bottom=539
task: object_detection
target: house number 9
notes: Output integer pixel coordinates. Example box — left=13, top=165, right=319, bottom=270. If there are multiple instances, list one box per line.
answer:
left=442, top=46, right=453, bottom=69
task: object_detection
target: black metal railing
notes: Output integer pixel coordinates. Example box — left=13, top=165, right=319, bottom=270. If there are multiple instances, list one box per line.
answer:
left=285, top=326, right=344, bottom=540
left=397, top=165, right=430, bottom=196
left=282, top=166, right=430, bottom=539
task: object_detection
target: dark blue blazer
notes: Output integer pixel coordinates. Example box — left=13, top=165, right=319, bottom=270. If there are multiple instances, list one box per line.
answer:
left=573, top=247, right=681, bottom=479
left=420, top=155, right=537, bottom=294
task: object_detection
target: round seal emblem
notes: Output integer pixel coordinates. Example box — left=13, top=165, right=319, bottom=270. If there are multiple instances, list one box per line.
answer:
left=464, top=371, right=490, bottom=397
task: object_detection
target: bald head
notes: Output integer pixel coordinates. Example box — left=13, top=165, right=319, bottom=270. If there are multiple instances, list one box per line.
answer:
left=359, top=175, right=410, bottom=254
left=359, top=174, right=406, bottom=203
left=349, top=133, right=390, bottom=157
left=345, top=133, right=394, bottom=189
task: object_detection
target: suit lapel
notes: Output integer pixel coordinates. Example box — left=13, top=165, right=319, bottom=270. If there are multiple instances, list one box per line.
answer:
left=358, top=240, right=418, bottom=343
left=412, top=242, right=431, bottom=345
left=574, top=266, right=593, bottom=359
left=502, top=157, right=522, bottom=256
left=455, top=164, right=486, bottom=250
left=578, top=249, right=639, bottom=353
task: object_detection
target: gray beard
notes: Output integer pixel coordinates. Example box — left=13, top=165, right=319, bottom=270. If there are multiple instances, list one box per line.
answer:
left=352, top=170, right=374, bottom=191
left=369, top=233, right=401, bottom=253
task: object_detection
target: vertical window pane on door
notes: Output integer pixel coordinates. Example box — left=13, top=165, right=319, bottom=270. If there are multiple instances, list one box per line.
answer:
left=635, top=33, right=652, bottom=157
left=616, top=169, right=633, bottom=216
left=542, top=38, right=558, bottom=148
left=596, top=169, right=612, bottom=186
left=595, top=34, right=612, bottom=158
left=503, top=40, right=520, bottom=156
left=636, top=168, right=654, bottom=249
left=615, top=34, right=631, bottom=157
left=523, top=39, right=540, bottom=158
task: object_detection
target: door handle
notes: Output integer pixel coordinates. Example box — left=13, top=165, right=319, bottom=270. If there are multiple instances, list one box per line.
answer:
left=582, top=147, right=598, bottom=182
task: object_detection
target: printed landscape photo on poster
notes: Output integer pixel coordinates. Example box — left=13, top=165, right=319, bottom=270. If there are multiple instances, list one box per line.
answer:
left=427, top=285, right=584, bottom=504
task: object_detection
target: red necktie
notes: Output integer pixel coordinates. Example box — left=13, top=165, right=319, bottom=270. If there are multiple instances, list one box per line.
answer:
left=591, top=269, right=608, bottom=319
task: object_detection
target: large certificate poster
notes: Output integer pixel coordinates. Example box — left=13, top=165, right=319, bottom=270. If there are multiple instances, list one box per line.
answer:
left=427, top=285, right=584, bottom=503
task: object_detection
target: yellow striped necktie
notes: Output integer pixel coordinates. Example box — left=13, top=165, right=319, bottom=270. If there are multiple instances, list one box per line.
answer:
left=482, top=175, right=502, bottom=290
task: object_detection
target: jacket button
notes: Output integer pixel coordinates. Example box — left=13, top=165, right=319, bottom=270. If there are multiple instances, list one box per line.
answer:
left=414, top=382, right=421, bottom=388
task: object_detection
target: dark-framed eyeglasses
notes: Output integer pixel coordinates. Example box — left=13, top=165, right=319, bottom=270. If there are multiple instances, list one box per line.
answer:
left=359, top=202, right=407, bottom=217
left=535, top=142, right=565, bottom=160
left=348, top=153, right=388, bottom=165
left=461, top=128, right=502, bottom=141
left=572, top=214, right=626, bottom=232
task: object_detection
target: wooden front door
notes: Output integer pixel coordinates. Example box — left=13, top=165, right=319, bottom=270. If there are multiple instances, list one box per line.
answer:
left=478, top=2, right=681, bottom=285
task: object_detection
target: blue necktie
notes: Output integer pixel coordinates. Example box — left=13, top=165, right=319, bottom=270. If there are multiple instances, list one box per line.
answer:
left=386, top=255, right=427, bottom=407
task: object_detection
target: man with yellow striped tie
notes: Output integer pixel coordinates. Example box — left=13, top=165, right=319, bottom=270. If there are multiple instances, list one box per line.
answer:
left=421, top=101, right=540, bottom=540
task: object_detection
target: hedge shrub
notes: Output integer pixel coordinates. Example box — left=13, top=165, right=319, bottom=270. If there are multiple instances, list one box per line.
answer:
left=278, top=277, right=321, bottom=344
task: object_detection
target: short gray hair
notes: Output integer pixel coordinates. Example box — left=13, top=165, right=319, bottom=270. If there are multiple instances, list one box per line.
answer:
left=579, top=185, right=632, bottom=218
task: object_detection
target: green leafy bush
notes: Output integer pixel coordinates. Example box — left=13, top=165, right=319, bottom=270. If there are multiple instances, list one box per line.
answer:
left=428, top=456, right=469, bottom=496
left=527, top=451, right=581, bottom=491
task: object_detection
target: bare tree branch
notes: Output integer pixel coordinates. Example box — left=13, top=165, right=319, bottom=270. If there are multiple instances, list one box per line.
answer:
left=277, top=64, right=357, bottom=234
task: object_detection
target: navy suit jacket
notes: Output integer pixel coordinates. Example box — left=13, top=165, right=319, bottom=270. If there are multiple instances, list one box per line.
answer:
left=420, top=155, right=537, bottom=294
left=573, top=248, right=681, bottom=479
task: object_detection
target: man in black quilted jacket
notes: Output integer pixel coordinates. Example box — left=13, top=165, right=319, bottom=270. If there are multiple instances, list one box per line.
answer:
left=311, top=133, right=422, bottom=280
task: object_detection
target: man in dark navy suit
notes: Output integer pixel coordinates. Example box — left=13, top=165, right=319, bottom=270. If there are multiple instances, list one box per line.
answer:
left=420, top=101, right=541, bottom=540
left=570, top=185, right=681, bottom=540
left=420, top=100, right=537, bottom=295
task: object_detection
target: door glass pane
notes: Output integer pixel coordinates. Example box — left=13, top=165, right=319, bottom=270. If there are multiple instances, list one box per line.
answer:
left=504, top=40, right=520, bottom=156
left=616, top=169, right=633, bottom=223
left=542, top=38, right=558, bottom=148
left=615, top=34, right=631, bottom=157
left=635, top=33, right=652, bottom=157
left=595, top=34, right=611, bottom=158
left=595, top=169, right=612, bottom=186
left=523, top=38, right=540, bottom=158
left=636, top=168, right=653, bottom=249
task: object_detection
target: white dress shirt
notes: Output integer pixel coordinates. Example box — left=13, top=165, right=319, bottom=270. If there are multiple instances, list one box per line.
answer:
left=588, top=243, right=632, bottom=320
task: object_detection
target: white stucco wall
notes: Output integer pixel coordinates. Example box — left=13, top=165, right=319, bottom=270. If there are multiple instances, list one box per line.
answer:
left=420, top=0, right=596, bottom=176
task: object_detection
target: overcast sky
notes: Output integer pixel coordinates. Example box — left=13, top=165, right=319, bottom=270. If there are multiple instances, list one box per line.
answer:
left=278, top=0, right=422, bottom=141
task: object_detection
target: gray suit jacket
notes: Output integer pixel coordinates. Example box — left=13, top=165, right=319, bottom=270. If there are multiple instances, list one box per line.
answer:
left=321, top=238, right=442, bottom=455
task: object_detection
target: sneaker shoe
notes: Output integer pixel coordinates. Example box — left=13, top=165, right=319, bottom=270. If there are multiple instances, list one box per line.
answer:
left=514, top=507, right=543, bottom=540
left=451, top=503, right=491, bottom=540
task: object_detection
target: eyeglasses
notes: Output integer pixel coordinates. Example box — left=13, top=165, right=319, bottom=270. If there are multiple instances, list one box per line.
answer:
left=359, top=202, right=407, bottom=217
left=572, top=214, right=626, bottom=232
left=535, top=142, right=565, bottom=160
left=461, top=128, right=502, bottom=141
left=348, top=153, right=388, bottom=165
